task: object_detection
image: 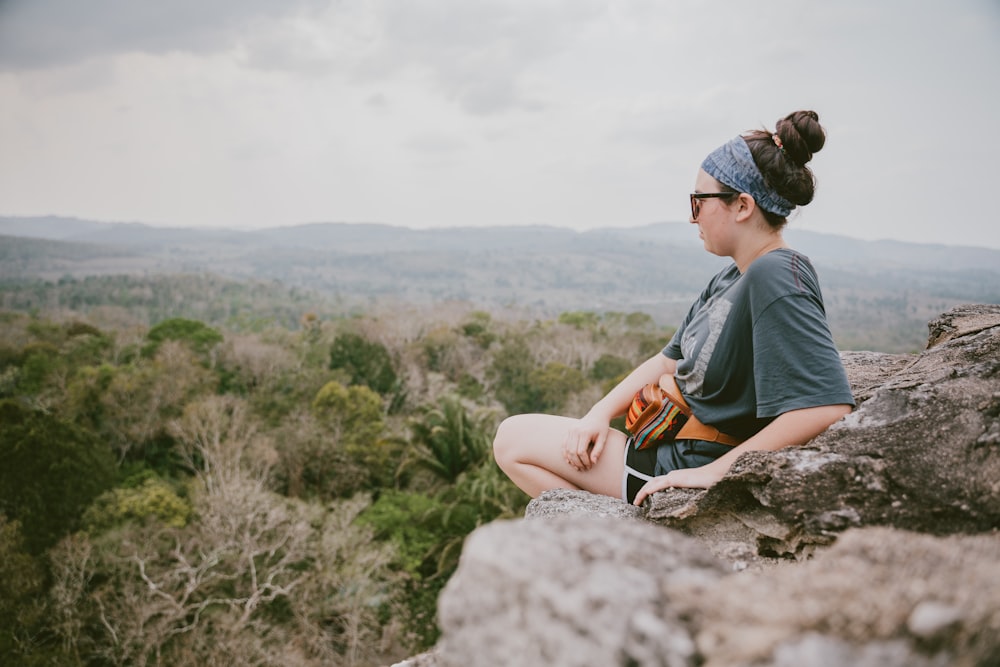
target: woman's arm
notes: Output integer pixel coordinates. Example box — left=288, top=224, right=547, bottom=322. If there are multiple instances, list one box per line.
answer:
left=632, top=402, right=852, bottom=504
left=586, top=353, right=677, bottom=423
left=564, top=353, right=677, bottom=471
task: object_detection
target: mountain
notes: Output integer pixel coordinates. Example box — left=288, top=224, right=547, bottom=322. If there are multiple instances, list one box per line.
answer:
left=2, top=216, right=998, bottom=352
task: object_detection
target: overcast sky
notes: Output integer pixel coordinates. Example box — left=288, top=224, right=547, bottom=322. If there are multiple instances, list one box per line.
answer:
left=1, top=0, right=999, bottom=249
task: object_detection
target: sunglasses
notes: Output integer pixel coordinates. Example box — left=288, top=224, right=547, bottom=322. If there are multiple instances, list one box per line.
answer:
left=690, top=192, right=739, bottom=221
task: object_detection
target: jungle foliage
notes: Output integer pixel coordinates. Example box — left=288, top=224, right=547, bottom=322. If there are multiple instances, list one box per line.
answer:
left=0, top=298, right=671, bottom=666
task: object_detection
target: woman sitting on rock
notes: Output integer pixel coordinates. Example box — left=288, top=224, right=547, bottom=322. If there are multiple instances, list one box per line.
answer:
left=493, top=110, right=855, bottom=506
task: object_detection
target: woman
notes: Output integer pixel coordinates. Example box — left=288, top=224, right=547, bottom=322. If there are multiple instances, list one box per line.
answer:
left=493, top=110, right=855, bottom=507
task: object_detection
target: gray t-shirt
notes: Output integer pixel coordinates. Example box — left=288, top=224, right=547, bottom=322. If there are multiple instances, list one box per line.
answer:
left=662, top=248, right=854, bottom=441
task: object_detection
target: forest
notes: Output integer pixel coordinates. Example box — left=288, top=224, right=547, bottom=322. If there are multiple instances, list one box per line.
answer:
left=0, top=278, right=674, bottom=666
left=4, top=216, right=1000, bottom=355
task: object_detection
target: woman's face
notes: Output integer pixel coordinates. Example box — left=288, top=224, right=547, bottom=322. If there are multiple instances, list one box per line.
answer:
left=690, top=169, right=737, bottom=256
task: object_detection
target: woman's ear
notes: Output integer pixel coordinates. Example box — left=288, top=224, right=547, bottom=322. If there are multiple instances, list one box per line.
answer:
left=735, top=193, right=756, bottom=222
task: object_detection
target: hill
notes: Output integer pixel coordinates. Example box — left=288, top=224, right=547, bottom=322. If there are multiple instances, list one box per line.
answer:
left=2, top=216, right=998, bottom=352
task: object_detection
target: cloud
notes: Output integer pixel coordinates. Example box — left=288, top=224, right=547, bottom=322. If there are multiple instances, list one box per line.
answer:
left=2, top=0, right=999, bottom=248
left=0, top=0, right=607, bottom=117
left=0, top=0, right=326, bottom=70
left=352, top=0, right=607, bottom=115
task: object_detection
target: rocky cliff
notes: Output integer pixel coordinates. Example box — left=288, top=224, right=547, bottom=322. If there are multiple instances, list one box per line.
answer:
left=394, top=304, right=1000, bottom=667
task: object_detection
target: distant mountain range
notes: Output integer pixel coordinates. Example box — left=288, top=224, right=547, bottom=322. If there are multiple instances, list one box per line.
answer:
left=2, top=215, right=999, bottom=352
left=2, top=214, right=999, bottom=267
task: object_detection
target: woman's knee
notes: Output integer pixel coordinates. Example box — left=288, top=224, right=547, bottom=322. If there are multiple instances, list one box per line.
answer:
left=494, top=413, right=563, bottom=467
left=492, top=415, right=525, bottom=467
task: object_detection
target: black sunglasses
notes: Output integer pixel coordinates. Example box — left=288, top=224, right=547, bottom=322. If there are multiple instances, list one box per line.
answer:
left=690, top=192, right=739, bottom=220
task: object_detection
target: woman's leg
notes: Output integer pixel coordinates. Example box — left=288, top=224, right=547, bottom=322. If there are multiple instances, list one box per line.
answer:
left=493, top=413, right=627, bottom=499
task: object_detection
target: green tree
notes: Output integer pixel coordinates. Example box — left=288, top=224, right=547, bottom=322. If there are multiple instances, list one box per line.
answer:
left=0, top=400, right=116, bottom=554
left=637, top=329, right=677, bottom=358
left=449, top=457, right=530, bottom=522
left=312, top=380, right=385, bottom=446
left=402, top=395, right=493, bottom=484
left=0, top=517, right=50, bottom=665
left=83, top=474, right=192, bottom=531
left=528, top=362, right=586, bottom=414
left=311, top=380, right=398, bottom=491
left=99, top=342, right=213, bottom=466
left=329, top=332, right=398, bottom=395
left=62, top=321, right=112, bottom=368
left=144, top=317, right=223, bottom=363
left=15, top=341, right=62, bottom=395
left=459, top=311, right=496, bottom=348
left=590, top=353, right=632, bottom=382
left=488, top=336, right=538, bottom=414
left=558, top=310, right=600, bottom=330
left=357, top=489, right=460, bottom=648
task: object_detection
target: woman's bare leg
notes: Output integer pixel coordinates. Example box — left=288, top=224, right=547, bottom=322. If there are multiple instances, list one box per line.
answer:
left=493, top=413, right=627, bottom=499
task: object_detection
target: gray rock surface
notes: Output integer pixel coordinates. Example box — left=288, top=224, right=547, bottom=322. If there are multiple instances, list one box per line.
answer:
left=436, top=516, right=726, bottom=667
left=524, top=487, right=645, bottom=521
left=392, top=305, right=1000, bottom=667
left=643, top=303, right=1000, bottom=560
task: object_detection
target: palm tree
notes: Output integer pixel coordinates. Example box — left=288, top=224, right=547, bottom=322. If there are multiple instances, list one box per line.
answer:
left=402, top=395, right=492, bottom=484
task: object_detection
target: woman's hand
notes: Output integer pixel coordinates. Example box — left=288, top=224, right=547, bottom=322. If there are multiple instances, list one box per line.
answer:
left=632, top=462, right=726, bottom=506
left=563, top=415, right=611, bottom=471
left=560, top=353, right=676, bottom=473
left=630, top=403, right=853, bottom=505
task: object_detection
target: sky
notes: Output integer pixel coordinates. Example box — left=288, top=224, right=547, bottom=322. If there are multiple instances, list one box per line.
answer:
left=1, top=0, right=999, bottom=249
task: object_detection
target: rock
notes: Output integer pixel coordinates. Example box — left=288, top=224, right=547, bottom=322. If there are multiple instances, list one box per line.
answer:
left=644, top=303, right=1000, bottom=560
left=907, top=601, right=964, bottom=640
left=436, top=524, right=1000, bottom=667
left=392, top=305, right=1000, bottom=667
left=839, top=350, right=915, bottom=402
left=925, top=303, right=1000, bottom=348
left=524, top=488, right=644, bottom=521
left=682, top=527, right=1000, bottom=667
left=436, top=516, right=726, bottom=667
left=765, top=634, right=947, bottom=667
left=389, top=650, right=440, bottom=667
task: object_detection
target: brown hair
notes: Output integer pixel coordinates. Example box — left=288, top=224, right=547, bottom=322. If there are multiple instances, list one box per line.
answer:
left=743, top=110, right=826, bottom=229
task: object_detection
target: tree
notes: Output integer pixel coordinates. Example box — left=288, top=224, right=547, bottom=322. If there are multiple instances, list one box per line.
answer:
left=100, top=341, right=213, bottom=465
left=487, top=336, right=538, bottom=414
left=0, top=517, right=50, bottom=665
left=529, top=362, right=586, bottom=414
left=215, top=333, right=296, bottom=397
left=590, top=353, right=633, bottom=382
left=329, top=332, right=398, bottom=396
left=169, top=394, right=274, bottom=497
left=143, top=317, right=223, bottom=365
left=312, top=381, right=385, bottom=446
left=82, top=474, right=191, bottom=531
left=356, top=490, right=458, bottom=648
left=459, top=311, right=496, bottom=348
left=0, top=400, right=115, bottom=554
left=15, top=341, right=63, bottom=395
left=49, top=474, right=402, bottom=665
left=49, top=394, right=308, bottom=665
left=310, top=381, right=398, bottom=492
left=402, top=395, right=493, bottom=485
left=557, top=311, right=600, bottom=330
left=449, top=456, right=529, bottom=522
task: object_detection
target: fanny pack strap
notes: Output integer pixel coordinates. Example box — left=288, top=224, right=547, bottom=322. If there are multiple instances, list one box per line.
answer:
left=659, top=374, right=743, bottom=447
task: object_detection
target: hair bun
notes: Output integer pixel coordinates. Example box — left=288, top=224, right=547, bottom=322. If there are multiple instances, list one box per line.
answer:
left=775, top=110, right=825, bottom=167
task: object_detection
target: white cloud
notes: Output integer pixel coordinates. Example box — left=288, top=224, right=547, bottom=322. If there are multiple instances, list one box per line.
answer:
left=1, top=0, right=999, bottom=247
left=0, top=0, right=327, bottom=69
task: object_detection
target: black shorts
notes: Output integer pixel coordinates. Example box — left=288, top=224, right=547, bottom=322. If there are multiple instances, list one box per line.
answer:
left=621, top=436, right=733, bottom=504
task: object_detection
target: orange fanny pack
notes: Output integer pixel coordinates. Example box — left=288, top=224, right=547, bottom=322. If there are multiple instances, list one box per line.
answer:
left=625, top=375, right=742, bottom=450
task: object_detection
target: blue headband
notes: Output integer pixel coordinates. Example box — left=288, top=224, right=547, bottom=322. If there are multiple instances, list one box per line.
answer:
left=700, top=136, right=794, bottom=217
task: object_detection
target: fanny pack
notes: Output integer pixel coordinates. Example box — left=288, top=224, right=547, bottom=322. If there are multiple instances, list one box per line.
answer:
left=625, top=375, right=742, bottom=450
